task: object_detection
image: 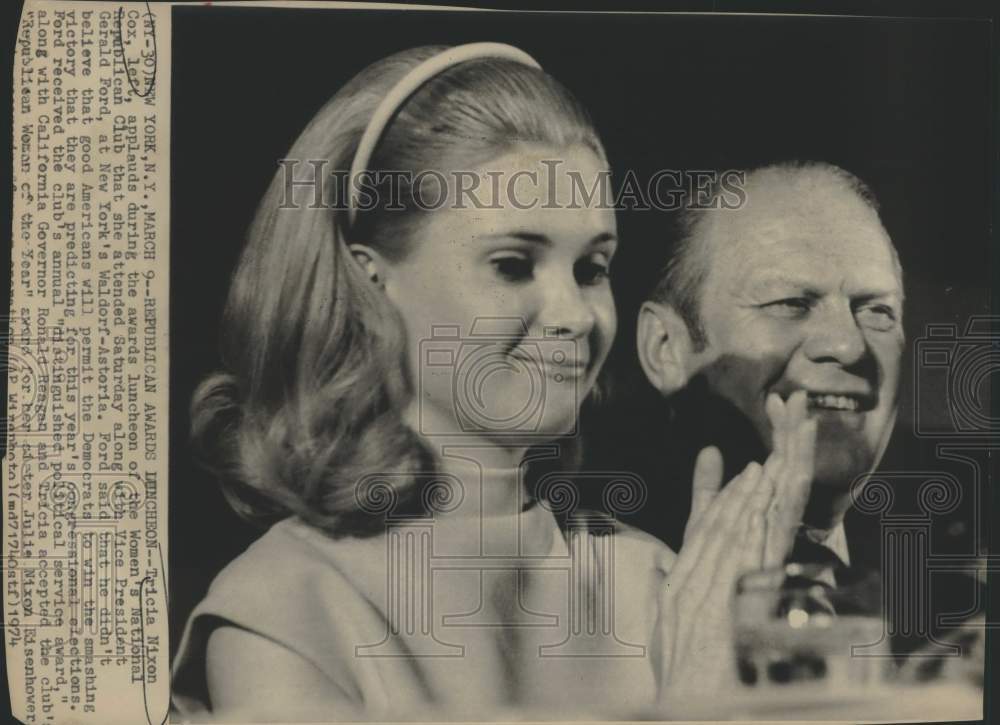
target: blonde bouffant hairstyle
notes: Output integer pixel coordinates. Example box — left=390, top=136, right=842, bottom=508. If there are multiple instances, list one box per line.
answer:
left=190, top=46, right=606, bottom=537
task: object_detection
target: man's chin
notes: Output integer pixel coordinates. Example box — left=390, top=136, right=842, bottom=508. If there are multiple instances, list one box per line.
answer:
left=812, top=440, right=876, bottom=490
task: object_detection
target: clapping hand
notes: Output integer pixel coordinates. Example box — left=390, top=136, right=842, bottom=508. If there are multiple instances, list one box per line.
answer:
left=658, top=391, right=817, bottom=696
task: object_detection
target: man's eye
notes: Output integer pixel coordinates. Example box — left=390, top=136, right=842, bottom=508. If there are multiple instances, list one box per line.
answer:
left=574, top=255, right=610, bottom=286
left=764, top=298, right=812, bottom=317
left=491, top=256, right=533, bottom=282
left=855, top=304, right=898, bottom=331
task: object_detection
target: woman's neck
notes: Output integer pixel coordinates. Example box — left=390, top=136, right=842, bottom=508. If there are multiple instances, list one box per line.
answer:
left=435, top=444, right=531, bottom=519
left=402, top=403, right=543, bottom=518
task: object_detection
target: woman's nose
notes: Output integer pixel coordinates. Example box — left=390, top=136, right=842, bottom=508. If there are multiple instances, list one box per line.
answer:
left=540, top=275, right=596, bottom=338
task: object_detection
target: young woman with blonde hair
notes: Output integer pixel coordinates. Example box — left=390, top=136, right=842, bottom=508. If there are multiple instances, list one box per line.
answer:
left=171, top=43, right=815, bottom=721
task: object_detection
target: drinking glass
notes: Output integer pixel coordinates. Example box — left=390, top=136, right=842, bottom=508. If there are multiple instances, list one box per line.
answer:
left=734, top=564, right=891, bottom=691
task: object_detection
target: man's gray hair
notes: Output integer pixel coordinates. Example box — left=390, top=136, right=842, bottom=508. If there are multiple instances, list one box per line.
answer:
left=649, top=160, right=895, bottom=351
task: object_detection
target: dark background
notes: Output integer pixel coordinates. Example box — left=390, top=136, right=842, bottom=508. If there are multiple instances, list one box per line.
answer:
left=169, top=2, right=995, bottom=668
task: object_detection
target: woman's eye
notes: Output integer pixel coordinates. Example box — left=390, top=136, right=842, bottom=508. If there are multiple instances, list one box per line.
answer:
left=491, top=256, right=533, bottom=282
left=855, top=304, right=898, bottom=331
left=575, top=255, right=610, bottom=286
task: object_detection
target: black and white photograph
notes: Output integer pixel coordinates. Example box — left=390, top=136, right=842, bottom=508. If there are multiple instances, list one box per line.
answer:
left=4, top=1, right=997, bottom=723
left=165, top=3, right=995, bottom=721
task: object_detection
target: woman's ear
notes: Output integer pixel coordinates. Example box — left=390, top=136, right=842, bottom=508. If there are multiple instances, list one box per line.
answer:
left=636, top=300, right=698, bottom=396
left=348, top=244, right=386, bottom=288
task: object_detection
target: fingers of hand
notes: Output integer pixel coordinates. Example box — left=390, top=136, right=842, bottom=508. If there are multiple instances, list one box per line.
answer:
left=680, top=459, right=761, bottom=564
left=794, top=417, right=818, bottom=492
left=759, top=400, right=808, bottom=569
left=711, top=506, right=761, bottom=595
left=762, top=447, right=785, bottom=498
left=767, top=390, right=815, bottom=524
left=765, top=392, right=787, bottom=456
left=775, top=402, right=817, bottom=532
left=687, top=445, right=724, bottom=536
left=663, top=468, right=767, bottom=693
left=672, top=462, right=763, bottom=611
left=714, top=476, right=771, bottom=605
left=783, top=390, right=809, bottom=482
left=740, top=473, right=772, bottom=571
left=786, top=389, right=808, bottom=423
left=763, top=488, right=794, bottom=568
left=772, top=391, right=806, bottom=493
left=668, top=506, right=754, bottom=691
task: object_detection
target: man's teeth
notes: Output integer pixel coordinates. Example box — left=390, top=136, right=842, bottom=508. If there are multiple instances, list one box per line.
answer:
left=808, top=393, right=860, bottom=411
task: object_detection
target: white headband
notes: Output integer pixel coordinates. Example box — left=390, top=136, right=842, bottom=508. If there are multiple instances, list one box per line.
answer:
left=347, top=42, right=543, bottom=227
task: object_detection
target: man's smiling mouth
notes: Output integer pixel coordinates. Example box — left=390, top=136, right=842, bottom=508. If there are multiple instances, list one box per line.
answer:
left=805, top=392, right=874, bottom=412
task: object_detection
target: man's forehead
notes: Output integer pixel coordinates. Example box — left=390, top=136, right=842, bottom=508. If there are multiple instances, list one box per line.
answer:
left=698, top=169, right=897, bottom=276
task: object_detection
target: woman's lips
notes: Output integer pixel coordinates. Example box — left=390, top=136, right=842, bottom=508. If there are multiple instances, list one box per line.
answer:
left=507, top=351, right=588, bottom=379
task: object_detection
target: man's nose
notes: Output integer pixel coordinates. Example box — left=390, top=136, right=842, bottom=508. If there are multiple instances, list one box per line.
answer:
left=541, top=274, right=595, bottom=338
left=802, top=301, right=868, bottom=366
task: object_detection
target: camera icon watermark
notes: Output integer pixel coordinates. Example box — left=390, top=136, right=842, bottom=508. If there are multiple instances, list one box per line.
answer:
left=417, top=317, right=580, bottom=438
left=914, top=316, right=999, bottom=438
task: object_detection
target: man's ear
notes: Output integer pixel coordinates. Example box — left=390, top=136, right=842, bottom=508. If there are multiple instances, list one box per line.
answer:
left=636, top=300, right=698, bottom=395
left=348, top=244, right=387, bottom=288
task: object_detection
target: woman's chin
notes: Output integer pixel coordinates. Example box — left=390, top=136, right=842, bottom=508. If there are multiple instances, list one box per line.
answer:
left=460, top=409, right=578, bottom=448
left=515, top=406, right=582, bottom=442
left=414, top=393, right=583, bottom=448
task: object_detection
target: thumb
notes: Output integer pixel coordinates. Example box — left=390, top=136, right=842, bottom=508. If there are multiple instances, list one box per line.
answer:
left=687, top=445, right=724, bottom=535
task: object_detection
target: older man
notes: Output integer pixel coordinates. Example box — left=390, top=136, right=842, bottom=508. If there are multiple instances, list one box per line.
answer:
left=636, top=161, right=904, bottom=567
left=629, top=162, right=987, bottom=693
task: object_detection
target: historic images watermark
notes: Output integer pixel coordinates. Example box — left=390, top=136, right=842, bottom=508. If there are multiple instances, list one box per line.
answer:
left=846, top=316, right=1000, bottom=671
left=913, top=316, right=999, bottom=440
left=277, top=159, right=748, bottom=212
left=417, top=317, right=582, bottom=439
left=348, top=310, right=650, bottom=657
left=350, top=460, right=650, bottom=659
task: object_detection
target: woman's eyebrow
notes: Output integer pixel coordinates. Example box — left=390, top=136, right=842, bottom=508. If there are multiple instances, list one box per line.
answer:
left=482, top=231, right=552, bottom=246
left=482, top=231, right=618, bottom=246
